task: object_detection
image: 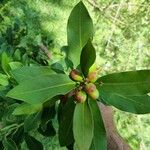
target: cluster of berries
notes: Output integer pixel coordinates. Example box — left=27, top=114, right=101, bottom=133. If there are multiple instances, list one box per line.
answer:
left=69, top=64, right=99, bottom=103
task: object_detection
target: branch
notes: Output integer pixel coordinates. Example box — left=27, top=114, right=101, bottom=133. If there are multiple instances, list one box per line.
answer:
left=39, top=43, right=52, bottom=59
left=99, top=103, right=131, bottom=150
left=87, top=0, right=124, bottom=25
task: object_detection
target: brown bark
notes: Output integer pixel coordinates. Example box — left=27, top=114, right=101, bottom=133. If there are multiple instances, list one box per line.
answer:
left=39, top=43, right=52, bottom=59
left=99, top=103, right=131, bottom=150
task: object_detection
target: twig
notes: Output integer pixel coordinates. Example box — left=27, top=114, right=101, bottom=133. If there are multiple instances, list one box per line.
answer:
left=87, top=0, right=124, bottom=25
left=99, top=103, right=131, bottom=150
left=39, top=43, right=52, bottom=59
left=105, top=0, right=124, bottom=51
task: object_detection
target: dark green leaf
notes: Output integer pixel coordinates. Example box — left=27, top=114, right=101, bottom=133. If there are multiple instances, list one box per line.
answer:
left=41, top=104, right=56, bottom=125
left=89, top=100, right=107, bottom=150
left=11, top=126, right=24, bottom=148
left=38, top=121, right=56, bottom=137
left=3, top=137, right=18, bottom=150
left=24, top=112, right=41, bottom=132
left=80, top=40, right=96, bottom=77
left=12, top=66, right=55, bottom=83
left=25, top=135, right=43, bottom=150
left=0, top=141, right=4, bottom=150
left=101, top=93, right=150, bottom=114
left=58, top=97, right=75, bottom=146
left=67, top=1, right=94, bottom=67
left=73, top=102, right=94, bottom=150
left=51, top=62, right=65, bottom=74
left=7, top=74, right=75, bottom=104
left=65, top=58, right=74, bottom=70
left=97, top=70, right=150, bottom=95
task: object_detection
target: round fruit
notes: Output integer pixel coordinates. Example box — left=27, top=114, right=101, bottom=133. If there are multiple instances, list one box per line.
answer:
left=75, top=90, right=87, bottom=103
left=88, top=63, right=98, bottom=83
left=85, top=83, right=96, bottom=93
left=87, top=71, right=98, bottom=83
left=89, top=88, right=99, bottom=100
left=69, top=69, right=83, bottom=82
left=85, top=83, right=99, bottom=100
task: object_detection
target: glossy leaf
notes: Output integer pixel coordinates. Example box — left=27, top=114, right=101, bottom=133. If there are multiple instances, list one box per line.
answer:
left=101, top=93, right=150, bottom=114
left=12, top=66, right=55, bottom=83
left=73, top=102, right=94, bottom=150
left=67, top=1, right=93, bottom=67
left=58, top=97, right=75, bottom=146
left=25, top=135, right=43, bottom=150
left=7, top=74, right=75, bottom=104
left=97, top=70, right=150, bottom=95
left=80, top=40, right=96, bottom=77
left=13, top=103, right=42, bottom=115
left=89, top=100, right=107, bottom=150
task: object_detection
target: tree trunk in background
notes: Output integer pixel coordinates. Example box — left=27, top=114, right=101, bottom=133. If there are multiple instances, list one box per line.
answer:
left=99, top=103, right=131, bottom=150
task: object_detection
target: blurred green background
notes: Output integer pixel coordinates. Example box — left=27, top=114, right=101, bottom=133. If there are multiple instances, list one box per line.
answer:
left=0, top=0, right=150, bottom=149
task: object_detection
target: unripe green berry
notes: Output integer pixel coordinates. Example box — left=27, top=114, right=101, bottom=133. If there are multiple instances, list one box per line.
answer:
left=75, top=90, right=87, bottom=103
left=85, top=83, right=99, bottom=100
left=85, top=83, right=96, bottom=93
left=89, top=88, right=99, bottom=100
left=69, top=69, right=83, bottom=82
left=87, top=71, right=98, bottom=83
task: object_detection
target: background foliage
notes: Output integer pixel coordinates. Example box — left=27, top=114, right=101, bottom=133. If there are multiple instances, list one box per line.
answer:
left=0, top=0, right=150, bottom=149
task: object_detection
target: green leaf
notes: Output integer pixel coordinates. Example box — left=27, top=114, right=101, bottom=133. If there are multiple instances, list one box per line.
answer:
left=0, top=73, right=9, bottom=86
left=1, top=52, right=11, bottom=75
left=67, top=1, right=94, bottom=67
left=101, top=93, right=150, bottom=114
left=13, top=49, right=21, bottom=61
left=12, top=66, right=55, bottom=83
left=0, top=141, right=4, bottom=150
left=41, top=103, right=56, bottom=124
left=58, top=97, right=75, bottom=146
left=73, top=102, right=94, bottom=150
left=80, top=40, right=96, bottom=77
left=38, top=121, right=56, bottom=137
left=12, top=103, right=42, bottom=115
left=24, top=112, right=41, bottom=132
left=89, top=100, right=107, bottom=150
left=9, top=62, right=23, bottom=70
left=11, top=126, right=24, bottom=147
left=97, top=70, right=150, bottom=96
left=25, top=135, right=43, bottom=150
left=3, top=137, right=18, bottom=150
left=7, top=74, right=75, bottom=104
left=38, top=104, right=56, bottom=137
left=51, top=62, right=65, bottom=74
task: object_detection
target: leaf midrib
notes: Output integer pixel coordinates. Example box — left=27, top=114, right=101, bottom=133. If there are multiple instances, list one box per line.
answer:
left=113, top=93, right=150, bottom=109
left=79, top=3, right=82, bottom=50
left=10, top=82, right=74, bottom=95
left=99, top=80, right=149, bottom=86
